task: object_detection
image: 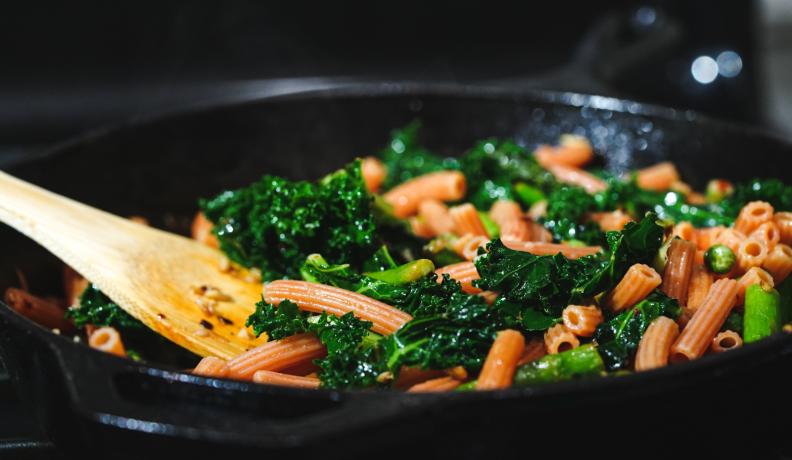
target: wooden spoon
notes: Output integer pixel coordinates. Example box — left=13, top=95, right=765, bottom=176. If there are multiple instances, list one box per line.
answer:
left=0, top=170, right=266, bottom=359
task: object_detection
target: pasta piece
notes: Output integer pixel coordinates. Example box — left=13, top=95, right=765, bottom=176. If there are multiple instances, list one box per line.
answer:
left=661, top=239, right=697, bottom=303
left=686, top=264, right=714, bottom=313
left=546, top=164, right=607, bottom=194
left=193, top=356, right=230, bottom=378
left=544, top=324, right=580, bottom=355
left=489, top=200, right=523, bottom=227
left=128, top=215, right=149, bottom=226
left=636, top=162, right=680, bottom=191
left=604, top=264, right=662, bottom=312
left=450, top=203, right=489, bottom=237
left=252, top=370, right=321, bottom=389
left=534, top=135, right=594, bottom=169
left=409, top=217, right=435, bottom=239
left=736, top=238, right=768, bottom=274
left=561, top=305, right=603, bottom=337
left=500, top=218, right=532, bottom=243
left=671, top=221, right=697, bottom=243
left=711, top=330, right=743, bottom=353
left=226, top=333, right=326, bottom=381
left=774, top=212, right=792, bottom=245
left=671, top=279, right=739, bottom=362
left=634, top=316, right=679, bottom=372
left=476, top=330, right=525, bottom=390
left=528, top=200, right=548, bottom=221
left=88, top=327, right=126, bottom=358
left=191, top=212, right=219, bottom=248
left=383, top=171, right=467, bottom=218
left=63, top=265, right=89, bottom=307
left=695, top=226, right=726, bottom=251
left=446, top=366, right=468, bottom=381
left=502, top=240, right=602, bottom=259
left=715, top=228, right=746, bottom=254
left=418, top=199, right=455, bottom=235
left=736, top=267, right=774, bottom=306
left=589, top=210, right=633, bottom=232
left=408, top=376, right=462, bottom=393
left=452, top=234, right=490, bottom=261
left=265, top=280, right=413, bottom=335
left=687, top=192, right=707, bottom=205
left=393, top=367, right=446, bottom=389
left=361, top=156, right=386, bottom=193
left=734, top=201, right=774, bottom=236
left=749, top=221, right=780, bottom=252
left=435, top=261, right=481, bottom=294
left=517, top=337, right=547, bottom=366
left=763, top=244, right=792, bottom=284
left=4, top=288, right=74, bottom=332
left=528, top=220, right=554, bottom=242
left=477, top=290, right=498, bottom=305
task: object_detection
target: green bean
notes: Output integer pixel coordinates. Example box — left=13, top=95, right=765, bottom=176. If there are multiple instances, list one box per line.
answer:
left=776, top=279, right=792, bottom=326
left=513, top=344, right=604, bottom=386
left=514, top=182, right=545, bottom=206
left=365, top=259, right=435, bottom=284
left=477, top=211, right=500, bottom=239
left=743, top=284, right=782, bottom=343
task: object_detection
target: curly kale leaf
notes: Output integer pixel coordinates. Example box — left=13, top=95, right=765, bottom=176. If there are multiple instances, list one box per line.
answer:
left=543, top=186, right=604, bottom=245
left=200, top=161, right=378, bottom=280
left=718, top=178, right=792, bottom=216
left=66, top=284, right=144, bottom=330
left=378, top=121, right=458, bottom=190
left=245, top=300, right=308, bottom=340
left=593, top=290, right=681, bottom=371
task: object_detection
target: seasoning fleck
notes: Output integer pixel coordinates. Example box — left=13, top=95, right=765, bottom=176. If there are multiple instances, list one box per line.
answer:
left=199, top=319, right=214, bottom=330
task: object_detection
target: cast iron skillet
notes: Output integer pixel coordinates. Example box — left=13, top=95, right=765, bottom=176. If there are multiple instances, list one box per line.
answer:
left=1, top=84, right=792, bottom=458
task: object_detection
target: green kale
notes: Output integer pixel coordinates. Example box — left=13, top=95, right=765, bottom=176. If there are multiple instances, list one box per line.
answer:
left=378, top=121, right=458, bottom=190
left=200, top=161, right=378, bottom=280
left=721, top=311, right=743, bottom=334
left=593, top=290, right=681, bottom=371
left=66, top=284, right=144, bottom=330
left=245, top=300, right=308, bottom=340
left=718, top=178, right=792, bottom=216
left=543, top=186, right=604, bottom=245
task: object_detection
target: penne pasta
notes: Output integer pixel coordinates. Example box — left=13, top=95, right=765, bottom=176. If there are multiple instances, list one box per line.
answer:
left=636, top=162, right=680, bottom=191
left=409, top=217, right=435, bottom=239
left=736, top=238, right=768, bottom=274
left=252, top=370, right=321, bottom=389
left=361, top=156, right=387, bottom=193
left=383, top=170, right=467, bottom=218
left=715, top=228, right=746, bottom=254
left=671, top=221, right=697, bottom=243
left=88, top=326, right=126, bottom=357
left=734, top=201, right=774, bottom=236
left=435, top=261, right=481, bottom=294
left=774, top=212, right=792, bottom=245
left=604, top=264, right=662, bottom=312
left=695, top=226, right=726, bottom=251
left=393, top=367, right=446, bottom=389
left=589, top=210, right=633, bottom=232
left=452, top=234, right=490, bottom=261
left=534, top=135, right=594, bottom=169
left=749, top=221, right=780, bottom=252
left=63, top=265, right=89, bottom=307
left=528, top=200, right=548, bottom=221
left=546, top=164, right=607, bottom=194
left=635, top=316, right=679, bottom=372
left=736, top=267, right=774, bottom=306
left=544, top=324, right=580, bottom=355
left=661, top=239, right=697, bottom=303
left=4, top=287, right=74, bottom=332
left=489, top=200, right=524, bottom=227
left=500, top=218, right=532, bottom=243
left=449, top=203, right=489, bottom=237
left=264, top=280, right=413, bottom=335
left=476, top=330, right=525, bottom=390
left=418, top=199, right=455, bottom=236
left=671, top=279, right=739, bottom=362
left=191, top=212, right=219, bottom=248
left=561, top=305, right=603, bottom=337
left=686, top=264, right=714, bottom=313
left=711, top=330, right=743, bottom=353
left=517, top=337, right=547, bottom=366
left=408, top=376, right=462, bottom=393
left=193, top=356, right=230, bottom=378
left=502, top=240, right=602, bottom=259
left=226, top=333, right=326, bottom=381
left=763, top=244, right=792, bottom=284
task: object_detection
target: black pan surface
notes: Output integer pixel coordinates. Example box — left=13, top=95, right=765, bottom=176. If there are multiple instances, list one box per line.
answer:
left=1, top=84, right=792, bottom=458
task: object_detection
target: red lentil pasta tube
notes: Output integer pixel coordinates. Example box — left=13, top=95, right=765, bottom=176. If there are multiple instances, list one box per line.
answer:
left=636, top=162, right=680, bottom=191
left=528, top=220, right=554, bottom=242
left=4, top=288, right=74, bottom=332
left=711, top=330, right=743, bottom=353
left=750, top=221, right=780, bottom=252
left=489, top=200, right=523, bottom=227
left=418, top=199, right=455, bottom=235
left=383, top=170, right=467, bottom=218
left=774, top=212, right=792, bottom=245
left=715, top=228, right=746, bottom=254
left=452, top=234, right=490, bottom=261
left=604, top=263, right=662, bottom=312
left=193, top=356, right=230, bottom=378
left=226, top=333, right=326, bottom=381
left=528, top=200, right=548, bottom=221
left=63, top=265, right=88, bottom=307
left=686, top=264, right=714, bottom=313
left=264, top=280, right=413, bottom=335
left=252, top=370, right=321, bottom=389
left=435, top=261, right=481, bottom=294
left=763, top=244, right=792, bottom=284
left=734, top=201, right=774, bottom=236
left=672, top=221, right=697, bottom=243
left=634, top=316, right=679, bottom=372
left=561, top=305, right=603, bottom=337
left=500, top=218, right=532, bottom=243
left=517, top=337, right=547, bottom=366
left=502, top=240, right=602, bottom=259
left=696, top=226, right=726, bottom=251
left=88, top=326, right=127, bottom=358
left=409, top=217, right=435, bottom=239
left=534, top=135, right=594, bottom=169
left=361, top=156, right=387, bottom=193
left=589, top=210, right=633, bottom=232
left=671, top=278, right=739, bottom=362
left=736, top=238, right=768, bottom=274
left=544, top=324, right=580, bottom=355
left=476, top=329, right=525, bottom=390
left=736, top=267, right=774, bottom=306
left=546, top=164, right=607, bottom=194
left=408, top=376, right=462, bottom=393
left=449, top=203, right=489, bottom=237
left=661, top=239, right=697, bottom=303
left=191, top=212, right=219, bottom=248
left=393, top=367, right=446, bottom=389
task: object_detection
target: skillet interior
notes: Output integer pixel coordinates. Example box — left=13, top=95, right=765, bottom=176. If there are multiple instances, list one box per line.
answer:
left=1, top=84, right=792, bottom=456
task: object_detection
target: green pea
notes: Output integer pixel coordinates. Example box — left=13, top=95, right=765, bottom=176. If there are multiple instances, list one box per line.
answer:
left=704, top=244, right=736, bottom=274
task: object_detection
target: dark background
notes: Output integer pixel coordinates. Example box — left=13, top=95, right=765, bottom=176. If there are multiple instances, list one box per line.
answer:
left=1, top=0, right=791, bottom=457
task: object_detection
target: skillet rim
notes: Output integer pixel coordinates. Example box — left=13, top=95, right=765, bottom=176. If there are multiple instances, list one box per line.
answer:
left=2, top=81, right=792, bottom=411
